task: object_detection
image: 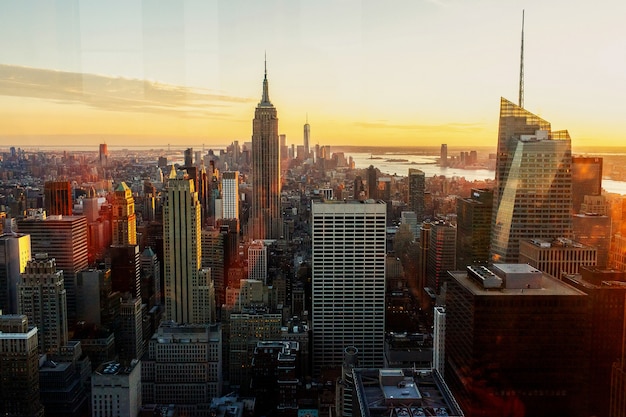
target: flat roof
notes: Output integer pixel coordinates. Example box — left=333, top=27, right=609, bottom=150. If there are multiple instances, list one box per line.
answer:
left=449, top=270, right=586, bottom=297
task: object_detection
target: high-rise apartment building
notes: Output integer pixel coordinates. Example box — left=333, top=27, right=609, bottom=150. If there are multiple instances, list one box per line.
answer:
left=18, top=254, right=68, bottom=354
left=0, top=233, right=31, bottom=314
left=163, top=174, right=211, bottom=324
left=44, top=180, right=73, bottom=216
left=0, top=315, right=44, bottom=417
left=251, top=60, right=282, bottom=240
left=446, top=265, right=590, bottom=417
left=18, top=212, right=88, bottom=323
left=456, top=188, right=493, bottom=269
left=491, top=98, right=573, bottom=263
left=407, top=168, right=425, bottom=221
left=571, top=156, right=603, bottom=213
left=426, top=220, right=456, bottom=294
left=311, top=200, right=386, bottom=373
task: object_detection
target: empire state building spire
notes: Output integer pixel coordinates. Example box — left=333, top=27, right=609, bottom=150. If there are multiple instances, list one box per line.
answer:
left=260, top=54, right=272, bottom=106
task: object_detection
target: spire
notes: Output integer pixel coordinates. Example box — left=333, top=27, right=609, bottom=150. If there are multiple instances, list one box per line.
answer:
left=260, top=52, right=271, bottom=106
left=518, top=10, right=525, bottom=108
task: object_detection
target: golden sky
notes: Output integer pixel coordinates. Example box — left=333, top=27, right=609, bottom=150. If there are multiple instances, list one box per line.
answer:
left=1, top=0, right=625, bottom=149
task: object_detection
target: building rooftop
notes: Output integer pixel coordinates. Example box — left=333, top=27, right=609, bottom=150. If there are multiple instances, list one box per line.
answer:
left=449, top=266, right=586, bottom=297
left=95, top=360, right=139, bottom=376
left=353, top=368, right=463, bottom=417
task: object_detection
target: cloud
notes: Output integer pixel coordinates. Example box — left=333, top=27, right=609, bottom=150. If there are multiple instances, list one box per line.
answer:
left=0, top=64, right=255, bottom=118
left=353, top=120, right=485, bottom=132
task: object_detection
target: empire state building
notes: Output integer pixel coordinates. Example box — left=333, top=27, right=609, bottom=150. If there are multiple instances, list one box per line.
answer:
left=251, top=60, right=281, bottom=240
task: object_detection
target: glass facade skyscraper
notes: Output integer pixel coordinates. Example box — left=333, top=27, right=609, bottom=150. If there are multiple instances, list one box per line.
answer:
left=491, top=98, right=573, bottom=263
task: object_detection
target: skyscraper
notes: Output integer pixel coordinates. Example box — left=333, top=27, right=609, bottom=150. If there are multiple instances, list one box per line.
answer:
left=407, top=168, right=425, bottom=221
left=0, top=233, right=31, bottom=314
left=18, top=254, right=68, bottom=354
left=426, top=220, right=456, bottom=294
left=111, top=182, right=136, bottom=246
left=311, top=200, right=386, bottom=373
left=303, top=116, right=310, bottom=159
left=44, top=180, right=73, bottom=216
left=0, top=315, right=44, bottom=417
left=163, top=173, right=209, bottom=324
left=456, top=188, right=493, bottom=269
left=440, top=144, right=448, bottom=167
left=18, top=212, right=88, bottom=324
left=571, top=156, right=603, bottom=213
left=251, top=59, right=281, bottom=240
left=446, top=265, right=590, bottom=417
left=221, top=171, right=239, bottom=223
left=367, top=165, right=378, bottom=200
left=491, top=98, right=573, bottom=263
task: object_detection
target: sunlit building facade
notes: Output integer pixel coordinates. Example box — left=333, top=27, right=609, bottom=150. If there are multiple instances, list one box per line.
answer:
left=491, top=98, right=573, bottom=263
left=251, top=62, right=282, bottom=240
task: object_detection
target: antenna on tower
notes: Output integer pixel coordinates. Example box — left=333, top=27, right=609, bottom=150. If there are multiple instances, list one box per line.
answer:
left=518, top=10, right=525, bottom=108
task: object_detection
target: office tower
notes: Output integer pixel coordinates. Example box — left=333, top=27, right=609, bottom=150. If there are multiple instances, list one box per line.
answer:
left=303, top=117, right=311, bottom=159
left=140, top=247, right=161, bottom=306
left=117, top=297, right=144, bottom=363
left=99, top=143, right=108, bottom=168
left=417, top=222, right=431, bottom=303
left=141, top=322, right=222, bottom=413
left=0, top=315, right=44, bottom=417
left=352, top=368, right=464, bottom=417
left=0, top=233, right=31, bottom=314
left=433, top=306, right=446, bottom=376
left=311, top=200, right=386, bottom=372
left=572, top=156, right=603, bottom=213
left=91, top=361, right=141, bottom=417
left=426, top=220, right=456, bottom=294
left=226, top=308, right=282, bottom=389
left=44, top=180, right=73, bottom=216
left=248, top=240, right=268, bottom=283
left=446, top=265, right=590, bottom=417
left=18, top=254, right=68, bottom=354
left=440, top=144, right=448, bottom=167
left=250, top=341, right=300, bottom=415
left=353, top=176, right=365, bottom=199
left=39, top=354, right=89, bottom=417
left=163, top=174, right=208, bottom=324
left=76, top=268, right=120, bottom=329
left=573, top=210, right=612, bottom=268
left=367, top=165, right=378, bottom=199
left=18, top=212, right=88, bottom=324
left=111, top=182, right=136, bottom=246
left=408, top=168, right=425, bottom=221
left=561, top=267, right=626, bottom=417
left=399, top=211, right=419, bottom=241
left=519, top=238, right=597, bottom=279
left=491, top=98, right=573, bottom=263
left=201, top=227, right=226, bottom=313
left=456, top=188, right=493, bottom=269
left=221, top=171, right=240, bottom=223
left=251, top=60, right=282, bottom=240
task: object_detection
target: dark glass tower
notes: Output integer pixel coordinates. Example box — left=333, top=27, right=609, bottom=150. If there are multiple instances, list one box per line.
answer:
left=251, top=59, right=281, bottom=239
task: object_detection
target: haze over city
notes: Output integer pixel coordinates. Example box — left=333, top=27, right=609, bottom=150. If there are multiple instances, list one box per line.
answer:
left=1, top=0, right=625, bottom=149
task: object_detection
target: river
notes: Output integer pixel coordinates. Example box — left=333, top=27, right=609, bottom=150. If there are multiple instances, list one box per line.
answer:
left=349, top=152, right=626, bottom=196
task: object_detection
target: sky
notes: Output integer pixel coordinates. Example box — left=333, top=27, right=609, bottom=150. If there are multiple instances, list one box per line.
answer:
left=0, top=0, right=624, bottom=150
